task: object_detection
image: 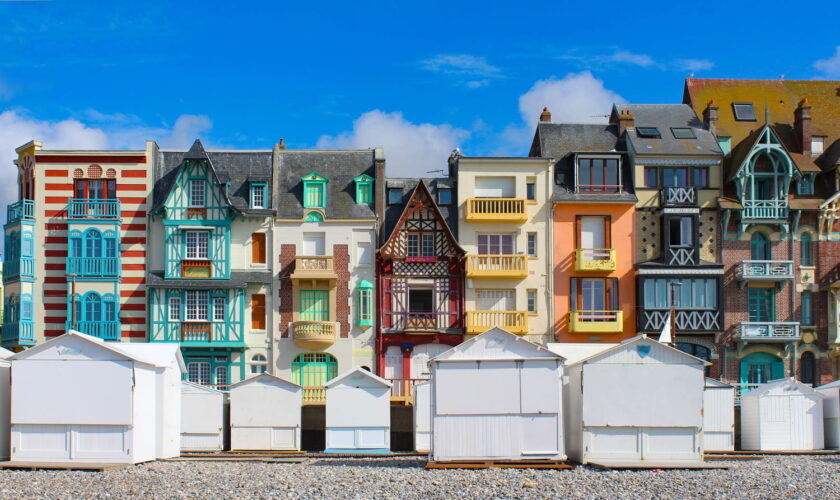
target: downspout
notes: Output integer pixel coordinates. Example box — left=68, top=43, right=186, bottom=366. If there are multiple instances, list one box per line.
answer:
left=546, top=159, right=554, bottom=343
left=720, top=208, right=731, bottom=381
left=791, top=210, right=801, bottom=378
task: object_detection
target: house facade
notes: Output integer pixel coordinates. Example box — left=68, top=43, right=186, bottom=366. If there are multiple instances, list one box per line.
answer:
left=451, top=155, right=554, bottom=345
left=684, top=78, right=840, bottom=389
left=2, top=140, right=153, bottom=350
left=377, top=179, right=465, bottom=398
left=273, top=147, right=384, bottom=400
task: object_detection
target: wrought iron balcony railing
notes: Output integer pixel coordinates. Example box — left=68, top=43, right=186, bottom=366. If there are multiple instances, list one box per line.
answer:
left=739, top=260, right=794, bottom=280
left=739, top=321, right=800, bottom=342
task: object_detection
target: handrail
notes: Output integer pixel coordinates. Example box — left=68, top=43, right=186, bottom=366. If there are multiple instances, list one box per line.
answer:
left=6, top=199, right=34, bottom=223
left=68, top=198, right=121, bottom=219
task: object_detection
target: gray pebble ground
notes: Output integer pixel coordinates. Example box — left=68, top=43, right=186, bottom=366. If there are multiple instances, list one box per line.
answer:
left=0, top=455, right=837, bottom=499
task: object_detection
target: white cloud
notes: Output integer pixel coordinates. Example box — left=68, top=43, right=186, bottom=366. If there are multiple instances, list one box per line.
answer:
left=316, top=110, right=469, bottom=177
left=608, top=50, right=655, bottom=67
left=814, top=46, right=840, bottom=77
left=518, top=71, right=624, bottom=124
left=675, top=58, right=715, bottom=72
left=558, top=48, right=714, bottom=73
left=419, top=54, right=502, bottom=88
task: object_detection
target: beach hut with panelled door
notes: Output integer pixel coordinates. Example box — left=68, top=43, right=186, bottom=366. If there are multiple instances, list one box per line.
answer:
left=428, top=327, right=566, bottom=462
left=325, top=368, right=391, bottom=453
left=0, top=347, right=13, bottom=461
left=550, top=335, right=708, bottom=466
left=741, top=378, right=825, bottom=451
left=230, top=374, right=302, bottom=451
left=414, top=381, right=431, bottom=454
left=8, top=331, right=184, bottom=464
left=703, top=378, right=735, bottom=452
left=181, top=381, right=224, bottom=451
left=817, top=380, right=840, bottom=449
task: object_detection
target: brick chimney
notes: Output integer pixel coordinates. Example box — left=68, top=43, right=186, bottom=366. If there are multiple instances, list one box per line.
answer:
left=618, top=110, right=635, bottom=136
left=794, top=98, right=812, bottom=155
left=703, top=100, right=719, bottom=136
left=540, top=107, right=552, bottom=122
left=278, top=138, right=287, bottom=150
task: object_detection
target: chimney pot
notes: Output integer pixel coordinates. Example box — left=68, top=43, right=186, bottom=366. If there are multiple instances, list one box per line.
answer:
left=540, top=107, right=552, bottom=122
left=278, top=138, right=286, bottom=150
left=703, top=100, right=719, bottom=136
left=618, top=110, right=635, bottom=136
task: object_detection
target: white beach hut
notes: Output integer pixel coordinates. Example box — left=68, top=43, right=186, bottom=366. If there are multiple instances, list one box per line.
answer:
left=0, top=347, right=13, bottom=461
left=428, top=327, right=565, bottom=462
left=550, top=335, right=708, bottom=466
left=181, top=381, right=224, bottom=451
left=414, top=381, right=431, bottom=454
left=703, top=378, right=735, bottom=452
left=817, top=380, right=840, bottom=449
left=741, top=378, right=824, bottom=451
left=741, top=378, right=825, bottom=451
left=229, top=374, right=302, bottom=451
left=324, top=368, right=391, bottom=453
left=8, top=331, right=185, bottom=464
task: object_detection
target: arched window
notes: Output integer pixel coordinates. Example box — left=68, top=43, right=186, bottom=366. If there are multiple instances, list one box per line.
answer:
left=291, top=353, right=337, bottom=389
left=304, top=211, right=324, bottom=222
left=84, top=293, right=102, bottom=322
left=84, top=229, right=103, bottom=258
left=250, top=353, right=268, bottom=374
left=800, top=232, right=814, bottom=266
left=750, top=231, right=770, bottom=260
left=800, top=351, right=816, bottom=385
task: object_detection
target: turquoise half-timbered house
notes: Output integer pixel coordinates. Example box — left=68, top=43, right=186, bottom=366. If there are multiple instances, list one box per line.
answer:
left=148, top=140, right=273, bottom=388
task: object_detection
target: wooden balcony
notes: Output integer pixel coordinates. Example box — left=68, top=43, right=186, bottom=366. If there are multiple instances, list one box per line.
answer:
left=290, top=256, right=338, bottom=281
left=388, top=378, right=429, bottom=404
left=639, top=309, right=721, bottom=332
left=739, top=322, right=800, bottom=342
left=743, top=199, right=788, bottom=220
left=181, top=259, right=211, bottom=278
left=574, top=249, right=616, bottom=271
left=660, top=187, right=696, bottom=207
left=466, top=310, right=528, bottom=334
left=739, top=260, right=794, bottom=281
left=466, top=198, right=527, bottom=222
left=466, top=254, right=528, bottom=278
left=569, top=310, right=623, bottom=333
left=181, top=322, right=212, bottom=342
left=293, top=321, right=337, bottom=349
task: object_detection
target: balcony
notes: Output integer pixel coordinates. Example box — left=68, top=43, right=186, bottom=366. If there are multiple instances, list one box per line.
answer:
left=3, top=257, right=35, bottom=281
left=1, top=321, right=35, bottom=347
left=6, top=199, right=34, bottom=224
left=666, top=247, right=698, bottom=266
left=388, top=378, right=428, bottom=404
left=293, top=321, right=337, bottom=349
left=181, top=259, right=212, bottom=278
left=302, top=386, right=326, bottom=405
left=739, top=260, right=794, bottom=281
left=569, top=310, right=624, bottom=333
left=383, top=311, right=462, bottom=333
left=466, top=310, right=528, bottom=334
left=739, top=322, right=800, bottom=342
left=743, top=199, right=788, bottom=220
left=290, top=256, right=338, bottom=281
left=150, top=321, right=244, bottom=346
left=640, top=309, right=721, bottom=332
left=68, top=199, right=120, bottom=219
left=575, top=249, right=616, bottom=272
left=69, top=320, right=120, bottom=340
left=466, top=255, right=528, bottom=278
left=660, top=187, right=697, bottom=207
left=67, top=257, right=121, bottom=277
left=466, top=198, right=527, bottom=222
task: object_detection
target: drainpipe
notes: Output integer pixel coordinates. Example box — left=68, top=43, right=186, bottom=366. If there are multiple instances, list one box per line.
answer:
left=791, top=211, right=801, bottom=378
left=546, top=160, right=554, bottom=343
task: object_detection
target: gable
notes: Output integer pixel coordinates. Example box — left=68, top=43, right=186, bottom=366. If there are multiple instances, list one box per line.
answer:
left=161, top=158, right=234, bottom=220
left=12, top=333, right=131, bottom=363
left=434, top=327, right=561, bottom=362
left=576, top=336, right=708, bottom=366
left=182, top=380, right=222, bottom=394
left=231, top=373, right=301, bottom=392
left=748, top=378, right=823, bottom=399
left=326, top=368, right=391, bottom=389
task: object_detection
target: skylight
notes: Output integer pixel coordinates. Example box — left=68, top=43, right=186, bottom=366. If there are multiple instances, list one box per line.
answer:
left=733, top=102, right=756, bottom=121
left=671, top=127, right=696, bottom=139
left=636, top=127, right=661, bottom=138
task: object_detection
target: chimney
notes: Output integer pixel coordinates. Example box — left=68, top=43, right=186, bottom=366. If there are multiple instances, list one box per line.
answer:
left=618, top=110, right=635, bottom=136
left=540, top=107, right=552, bottom=122
left=703, top=100, right=719, bottom=136
left=795, top=98, right=812, bottom=155
left=374, top=147, right=386, bottom=243
left=278, top=138, right=287, bottom=150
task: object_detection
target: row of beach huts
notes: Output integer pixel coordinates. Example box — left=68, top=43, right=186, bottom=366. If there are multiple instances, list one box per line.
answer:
left=0, top=328, right=838, bottom=467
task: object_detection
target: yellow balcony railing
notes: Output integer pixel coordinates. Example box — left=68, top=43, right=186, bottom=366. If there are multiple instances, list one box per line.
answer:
left=466, top=198, right=527, bottom=222
left=574, top=248, right=616, bottom=271
left=466, top=255, right=528, bottom=278
left=291, top=256, right=338, bottom=281
left=302, top=386, right=326, bottom=405
left=293, top=321, right=337, bottom=349
left=466, top=310, right=528, bottom=334
left=569, top=310, right=623, bottom=333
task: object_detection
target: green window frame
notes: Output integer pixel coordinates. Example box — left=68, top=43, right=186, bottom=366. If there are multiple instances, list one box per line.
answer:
left=304, top=211, right=324, bottom=222
left=718, top=137, right=731, bottom=155
left=300, top=290, right=329, bottom=321
left=250, top=182, right=267, bottom=209
left=747, top=287, right=774, bottom=322
left=801, top=291, right=814, bottom=326
left=800, top=232, right=814, bottom=266
left=302, top=172, right=327, bottom=208
left=354, top=174, right=374, bottom=204
left=750, top=231, right=770, bottom=260
left=357, top=280, right=374, bottom=327
left=291, top=352, right=338, bottom=387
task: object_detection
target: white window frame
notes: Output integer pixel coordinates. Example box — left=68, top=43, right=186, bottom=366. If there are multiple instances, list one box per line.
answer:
left=478, top=234, right=515, bottom=255
left=527, top=289, right=537, bottom=314
left=169, top=296, right=181, bottom=321
left=527, top=233, right=537, bottom=257
left=188, top=362, right=211, bottom=385
left=189, top=179, right=206, bottom=207
left=213, top=297, right=226, bottom=322
left=356, top=242, right=372, bottom=266
left=185, top=290, right=209, bottom=321
left=251, top=183, right=266, bottom=209
left=186, top=231, right=210, bottom=260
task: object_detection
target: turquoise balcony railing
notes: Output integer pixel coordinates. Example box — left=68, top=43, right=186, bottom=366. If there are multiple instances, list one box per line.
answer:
left=6, top=199, right=34, bottom=223
left=66, top=257, right=121, bottom=277
left=743, top=199, right=788, bottom=220
left=1, top=321, right=35, bottom=346
left=3, top=257, right=35, bottom=281
left=68, top=320, right=120, bottom=340
left=68, top=199, right=121, bottom=219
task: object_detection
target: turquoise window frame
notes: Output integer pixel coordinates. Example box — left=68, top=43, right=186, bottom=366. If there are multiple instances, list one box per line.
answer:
left=250, top=182, right=267, bottom=209
left=354, top=174, right=374, bottom=204
left=747, top=287, right=774, bottom=322
left=302, top=172, right=328, bottom=208
left=750, top=231, right=770, bottom=260
left=740, top=352, right=784, bottom=385
left=800, top=232, right=814, bottom=266
left=718, top=137, right=731, bottom=155
left=801, top=291, right=814, bottom=326
left=357, top=280, right=374, bottom=327
left=304, top=211, right=324, bottom=222
left=291, top=352, right=338, bottom=387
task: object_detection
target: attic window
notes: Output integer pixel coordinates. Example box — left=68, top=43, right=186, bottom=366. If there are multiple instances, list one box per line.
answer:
left=250, top=182, right=266, bottom=209
left=812, top=137, right=824, bottom=155
left=733, top=102, right=756, bottom=121
left=302, top=172, right=327, bottom=208
left=437, top=188, right=452, bottom=205
left=353, top=174, right=374, bottom=204
left=388, top=188, right=402, bottom=204
left=636, top=127, right=661, bottom=138
left=671, top=128, right=696, bottom=139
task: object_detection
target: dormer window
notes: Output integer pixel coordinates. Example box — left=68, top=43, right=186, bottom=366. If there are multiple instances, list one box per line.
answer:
left=189, top=179, right=206, bottom=207
left=798, top=174, right=815, bottom=195
left=576, top=156, right=621, bottom=193
left=733, top=102, right=756, bottom=121
left=671, top=128, right=696, bottom=139
left=354, top=174, right=374, bottom=204
left=636, top=127, right=661, bottom=138
left=250, top=182, right=266, bottom=209
left=388, top=188, right=403, bottom=204
left=812, top=137, right=825, bottom=155
left=437, top=188, right=452, bottom=205
left=302, top=172, right=327, bottom=208
left=718, top=137, right=731, bottom=155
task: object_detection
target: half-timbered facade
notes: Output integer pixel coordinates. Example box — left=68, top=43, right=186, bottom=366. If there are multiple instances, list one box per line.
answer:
left=377, top=179, right=465, bottom=398
left=147, top=140, right=273, bottom=387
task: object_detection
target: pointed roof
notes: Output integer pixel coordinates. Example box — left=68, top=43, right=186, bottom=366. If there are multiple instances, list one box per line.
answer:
left=742, top=377, right=824, bottom=399
left=325, top=367, right=391, bottom=388
left=182, top=380, right=224, bottom=394
left=432, top=327, right=563, bottom=363
left=816, top=379, right=840, bottom=390
left=229, top=373, right=301, bottom=391
left=726, top=124, right=799, bottom=183
left=183, top=139, right=209, bottom=161
left=0, top=346, right=14, bottom=360
left=549, top=334, right=710, bottom=367
left=705, top=378, right=733, bottom=388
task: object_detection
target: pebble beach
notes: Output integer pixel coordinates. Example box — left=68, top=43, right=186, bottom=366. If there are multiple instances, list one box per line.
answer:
left=0, top=455, right=837, bottom=499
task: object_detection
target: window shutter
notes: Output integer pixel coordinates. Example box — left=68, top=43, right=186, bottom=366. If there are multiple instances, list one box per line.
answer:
left=251, top=294, right=266, bottom=330
left=252, top=233, right=266, bottom=264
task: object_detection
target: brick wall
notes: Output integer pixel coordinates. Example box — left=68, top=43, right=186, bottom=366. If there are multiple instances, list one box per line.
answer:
left=278, top=244, right=296, bottom=338
left=334, top=244, right=350, bottom=338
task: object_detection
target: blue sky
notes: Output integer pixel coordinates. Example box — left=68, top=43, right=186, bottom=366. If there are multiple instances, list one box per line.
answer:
left=1, top=0, right=839, bottom=192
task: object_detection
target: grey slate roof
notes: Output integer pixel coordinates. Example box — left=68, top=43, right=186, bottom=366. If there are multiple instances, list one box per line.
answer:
left=152, top=140, right=273, bottom=215
left=381, top=178, right=458, bottom=245
left=146, top=270, right=273, bottom=288
left=275, top=150, right=377, bottom=219
left=612, top=104, right=723, bottom=157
